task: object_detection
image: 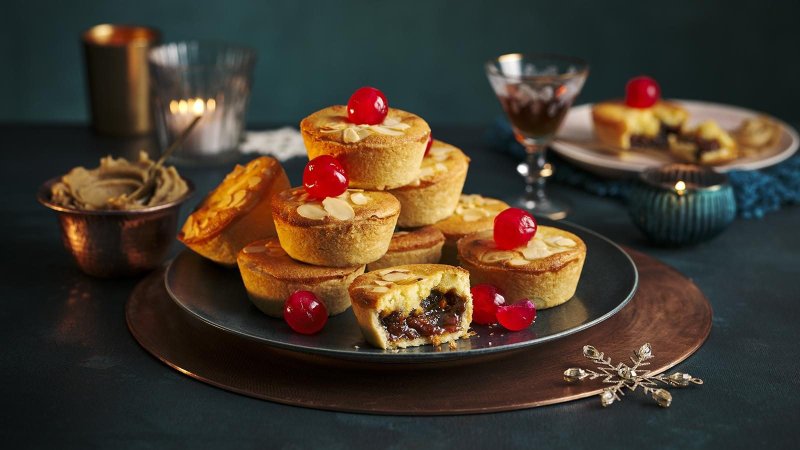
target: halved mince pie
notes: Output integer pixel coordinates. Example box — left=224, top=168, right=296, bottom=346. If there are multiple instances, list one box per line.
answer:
left=592, top=100, right=688, bottom=151
left=348, top=264, right=473, bottom=349
left=458, top=226, right=586, bottom=310
left=668, top=120, right=739, bottom=165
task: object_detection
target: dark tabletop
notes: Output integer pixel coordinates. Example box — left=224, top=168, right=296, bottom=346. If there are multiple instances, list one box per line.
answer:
left=2, top=124, right=798, bottom=449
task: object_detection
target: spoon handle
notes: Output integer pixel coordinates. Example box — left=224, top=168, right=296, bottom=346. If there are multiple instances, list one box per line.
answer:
left=156, top=114, right=204, bottom=168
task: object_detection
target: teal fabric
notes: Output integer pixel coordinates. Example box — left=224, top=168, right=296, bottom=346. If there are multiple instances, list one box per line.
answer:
left=487, top=118, right=800, bottom=219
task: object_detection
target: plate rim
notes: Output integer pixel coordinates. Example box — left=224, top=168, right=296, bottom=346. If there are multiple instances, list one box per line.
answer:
left=552, top=99, right=799, bottom=175
left=165, top=220, right=639, bottom=362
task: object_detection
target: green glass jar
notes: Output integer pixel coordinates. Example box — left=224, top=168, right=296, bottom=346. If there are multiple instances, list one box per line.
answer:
left=628, top=164, right=736, bottom=246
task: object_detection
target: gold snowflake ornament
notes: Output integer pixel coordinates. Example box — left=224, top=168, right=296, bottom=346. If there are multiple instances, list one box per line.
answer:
left=564, top=343, right=703, bottom=408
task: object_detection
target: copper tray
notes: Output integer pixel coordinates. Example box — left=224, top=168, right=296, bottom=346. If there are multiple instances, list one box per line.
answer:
left=127, top=249, right=711, bottom=414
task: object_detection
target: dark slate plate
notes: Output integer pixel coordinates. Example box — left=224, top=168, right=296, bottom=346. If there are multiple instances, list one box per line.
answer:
left=165, top=220, right=637, bottom=363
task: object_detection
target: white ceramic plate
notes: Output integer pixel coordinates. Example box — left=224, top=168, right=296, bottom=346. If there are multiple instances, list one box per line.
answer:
left=552, top=100, right=799, bottom=178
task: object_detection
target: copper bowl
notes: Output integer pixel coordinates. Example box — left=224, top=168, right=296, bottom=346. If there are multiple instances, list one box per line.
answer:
left=37, top=177, right=194, bottom=278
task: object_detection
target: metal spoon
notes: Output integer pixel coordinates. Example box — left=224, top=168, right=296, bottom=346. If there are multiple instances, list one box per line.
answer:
left=129, top=114, right=203, bottom=203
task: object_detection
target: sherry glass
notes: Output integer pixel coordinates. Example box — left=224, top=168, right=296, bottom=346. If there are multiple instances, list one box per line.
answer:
left=486, top=53, right=588, bottom=219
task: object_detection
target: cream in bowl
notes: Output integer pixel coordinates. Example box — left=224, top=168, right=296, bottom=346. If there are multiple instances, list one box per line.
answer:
left=38, top=152, right=193, bottom=277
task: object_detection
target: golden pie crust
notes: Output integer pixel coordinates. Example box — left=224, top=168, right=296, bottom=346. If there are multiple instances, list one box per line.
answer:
left=272, top=187, right=400, bottom=267
left=300, top=105, right=431, bottom=190
left=237, top=238, right=364, bottom=317
left=592, top=100, right=689, bottom=150
left=348, top=264, right=473, bottom=349
left=178, top=156, right=290, bottom=266
left=431, top=194, right=509, bottom=265
left=458, top=227, right=586, bottom=309
left=389, top=140, right=469, bottom=228
left=367, top=227, right=445, bottom=272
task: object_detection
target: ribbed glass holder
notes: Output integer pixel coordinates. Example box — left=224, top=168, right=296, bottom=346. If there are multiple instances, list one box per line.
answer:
left=149, top=41, right=256, bottom=165
left=628, top=164, right=736, bottom=246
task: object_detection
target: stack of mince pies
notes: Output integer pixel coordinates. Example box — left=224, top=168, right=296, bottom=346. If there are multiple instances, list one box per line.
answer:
left=177, top=87, right=587, bottom=350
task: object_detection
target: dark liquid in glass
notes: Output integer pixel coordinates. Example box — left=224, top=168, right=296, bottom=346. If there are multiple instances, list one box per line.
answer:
left=497, top=84, right=572, bottom=140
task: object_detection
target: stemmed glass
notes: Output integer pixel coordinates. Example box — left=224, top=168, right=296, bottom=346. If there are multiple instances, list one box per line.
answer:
left=486, top=53, right=588, bottom=219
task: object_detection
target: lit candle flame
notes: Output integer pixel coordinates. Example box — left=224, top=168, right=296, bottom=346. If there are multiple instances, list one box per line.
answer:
left=169, top=97, right=216, bottom=116
left=192, top=98, right=205, bottom=116
left=675, top=180, right=686, bottom=195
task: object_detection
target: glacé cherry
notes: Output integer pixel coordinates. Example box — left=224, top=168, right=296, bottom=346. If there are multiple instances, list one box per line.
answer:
left=303, top=155, right=349, bottom=199
left=424, top=133, right=433, bottom=156
left=493, top=208, right=537, bottom=250
left=625, top=76, right=660, bottom=109
left=284, top=290, right=328, bottom=335
left=347, top=87, right=388, bottom=125
left=470, top=284, right=506, bottom=325
left=496, top=300, right=536, bottom=331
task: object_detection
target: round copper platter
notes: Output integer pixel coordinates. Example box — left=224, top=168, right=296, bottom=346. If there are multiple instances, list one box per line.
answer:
left=126, top=249, right=711, bottom=414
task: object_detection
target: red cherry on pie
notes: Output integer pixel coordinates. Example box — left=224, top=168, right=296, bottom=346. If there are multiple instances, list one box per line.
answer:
left=284, top=290, right=328, bottom=334
left=496, top=300, right=536, bottom=331
left=470, top=284, right=506, bottom=325
left=347, top=87, right=388, bottom=125
left=493, top=207, right=537, bottom=250
left=625, top=76, right=661, bottom=108
left=424, top=133, right=433, bottom=156
left=303, top=155, right=348, bottom=199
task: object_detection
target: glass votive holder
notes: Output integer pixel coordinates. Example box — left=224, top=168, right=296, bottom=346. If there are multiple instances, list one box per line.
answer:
left=627, top=164, right=737, bottom=246
left=149, top=41, right=256, bottom=165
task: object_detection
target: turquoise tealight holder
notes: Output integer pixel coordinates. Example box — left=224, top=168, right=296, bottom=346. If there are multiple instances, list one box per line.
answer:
left=628, top=164, right=736, bottom=246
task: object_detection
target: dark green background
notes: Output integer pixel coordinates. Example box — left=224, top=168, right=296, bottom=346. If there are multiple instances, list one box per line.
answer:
left=4, top=0, right=799, bottom=125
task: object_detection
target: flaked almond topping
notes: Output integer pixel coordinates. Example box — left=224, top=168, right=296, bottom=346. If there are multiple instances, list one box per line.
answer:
left=522, top=245, right=551, bottom=260
left=215, top=193, right=232, bottom=209
left=370, top=125, right=405, bottom=136
left=370, top=286, right=390, bottom=294
left=321, top=117, right=411, bottom=143
left=243, top=244, right=267, bottom=254
left=381, top=271, right=414, bottom=282
left=429, top=146, right=451, bottom=159
left=322, top=197, right=355, bottom=221
left=343, top=127, right=360, bottom=143
left=507, top=258, right=530, bottom=267
left=434, top=162, right=448, bottom=172
left=393, top=231, right=410, bottom=237
left=230, top=190, right=247, bottom=208
left=551, top=237, right=577, bottom=247
left=247, top=176, right=261, bottom=188
left=461, top=208, right=488, bottom=222
left=373, top=280, right=393, bottom=286
left=419, top=167, right=435, bottom=179
left=347, top=188, right=364, bottom=192
left=336, top=190, right=350, bottom=200
left=382, top=117, right=411, bottom=129
left=297, top=203, right=328, bottom=220
left=350, top=192, right=369, bottom=205
left=481, top=251, right=516, bottom=263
